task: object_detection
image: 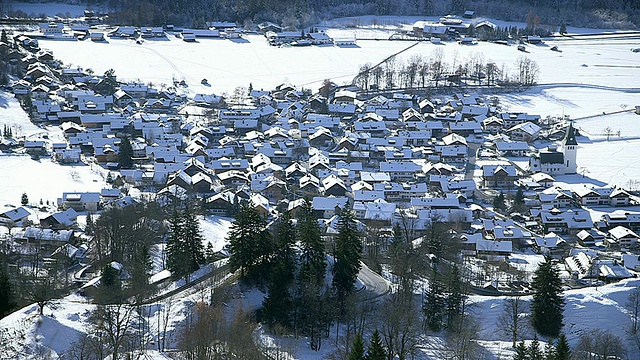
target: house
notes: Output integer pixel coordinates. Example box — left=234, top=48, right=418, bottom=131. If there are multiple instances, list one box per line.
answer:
left=573, top=186, right=631, bottom=207
left=607, top=226, right=640, bottom=249
left=506, top=122, right=541, bottom=142
left=576, top=229, right=605, bottom=247
left=622, top=254, right=640, bottom=271
left=90, top=32, right=105, bottom=41
left=530, top=172, right=555, bottom=188
left=600, top=211, right=640, bottom=231
left=58, top=192, right=101, bottom=212
left=312, top=196, right=348, bottom=219
left=481, top=164, right=517, bottom=189
left=535, top=208, right=593, bottom=234
left=206, top=191, right=236, bottom=215
left=322, top=174, right=348, bottom=197
left=495, top=141, right=529, bottom=157
left=533, top=232, right=567, bottom=254
left=18, top=227, right=74, bottom=251
left=40, top=208, right=78, bottom=229
left=475, top=239, right=513, bottom=258
left=0, top=207, right=31, bottom=225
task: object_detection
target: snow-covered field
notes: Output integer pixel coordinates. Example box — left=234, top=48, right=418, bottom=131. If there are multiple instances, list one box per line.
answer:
left=39, top=34, right=640, bottom=96
left=0, top=155, right=106, bottom=209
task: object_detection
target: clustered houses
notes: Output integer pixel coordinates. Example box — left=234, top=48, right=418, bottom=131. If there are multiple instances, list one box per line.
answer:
left=4, top=29, right=640, bottom=294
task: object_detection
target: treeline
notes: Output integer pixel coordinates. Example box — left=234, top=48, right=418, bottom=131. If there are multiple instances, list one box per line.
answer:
left=6, top=0, right=638, bottom=29
left=355, top=49, right=540, bottom=92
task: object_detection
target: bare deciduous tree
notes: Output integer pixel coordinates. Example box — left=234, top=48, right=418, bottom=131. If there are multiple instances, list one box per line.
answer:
left=575, top=329, right=627, bottom=360
left=498, top=296, right=531, bottom=348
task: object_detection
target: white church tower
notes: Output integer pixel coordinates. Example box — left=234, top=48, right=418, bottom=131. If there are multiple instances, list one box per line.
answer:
left=562, top=121, right=578, bottom=174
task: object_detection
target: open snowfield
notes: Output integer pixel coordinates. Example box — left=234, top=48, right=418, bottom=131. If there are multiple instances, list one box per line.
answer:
left=38, top=34, right=640, bottom=96
left=199, top=215, right=233, bottom=253
left=473, top=277, right=640, bottom=356
left=0, top=155, right=106, bottom=209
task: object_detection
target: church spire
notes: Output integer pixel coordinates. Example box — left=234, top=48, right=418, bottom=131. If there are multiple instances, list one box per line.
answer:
left=563, top=121, right=578, bottom=146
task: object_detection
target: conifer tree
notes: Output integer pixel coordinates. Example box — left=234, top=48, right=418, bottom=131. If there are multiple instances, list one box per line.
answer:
left=227, top=201, right=269, bottom=284
left=423, top=268, right=446, bottom=332
left=166, top=209, right=204, bottom=281
left=348, top=333, right=365, bottom=360
left=444, top=265, right=464, bottom=328
left=530, top=256, right=565, bottom=338
left=528, top=336, right=543, bottom=360
left=555, top=333, right=571, bottom=360
left=543, top=342, right=556, bottom=360
left=118, top=136, right=134, bottom=169
left=365, top=329, right=386, bottom=360
left=273, top=211, right=296, bottom=282
left=181, top=207, right=205, bottom=273
left=21, top=192, right=28, bottom=206
left=167, top=211, right=188, bottom=279
left=297, top=200, right=325, bottom=283
left=332, top=207, right=362, bottom=309
left=262, top=261, right=293, bottom=329
left=513, top=341, right=527, bottom=360
left=512, top=187, right=526, bottom=213
left=493, top=191, right=506, bottom=212
left=0, top=266, right=16, bottom=318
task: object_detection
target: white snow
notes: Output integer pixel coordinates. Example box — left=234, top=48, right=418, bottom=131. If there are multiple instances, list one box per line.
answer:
left=199, top=215, right=233, bottom=252
left=0, top=155, right=106, bottom=208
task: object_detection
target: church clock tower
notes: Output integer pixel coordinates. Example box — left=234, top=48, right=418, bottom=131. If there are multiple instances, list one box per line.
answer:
left=562, top=121, right=578, bottom=174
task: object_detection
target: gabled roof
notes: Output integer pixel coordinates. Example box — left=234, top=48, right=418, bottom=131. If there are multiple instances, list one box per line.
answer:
left=0, top=207, right=31, bottom=222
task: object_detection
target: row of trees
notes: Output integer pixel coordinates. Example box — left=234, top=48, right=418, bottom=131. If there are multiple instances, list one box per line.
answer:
left=70, top=0, right=640, bottom=29
left=355, top=50, right=540, bottom=92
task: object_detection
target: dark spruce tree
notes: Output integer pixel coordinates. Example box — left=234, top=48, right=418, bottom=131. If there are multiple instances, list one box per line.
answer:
left=511, top=187, right=526, bottom=213
left=513, top=341, right=528, bottom=360
left=332, top=207, right=362, bottom=310
left=167, top=211, right=188, bottom=279
left=423, top=268, right=446, bottom=332
left=166, top=209, right=205, bottom=281
left=348, top=332, right=365, bottom=360
left=365, top=329, right=387, bottom=360
left=181, top=207, right=205, bottom=274
left=262, top=212, right=297, bottom=328
left=493, top=191, right=506, bottom=212
left=227, top=201, right=270, bottom=284
left=555, top=333, right=571, bottom=360
left=0, top=265, right=16, bottom=318
left=262, top=261, right=294, bottom=329
left=297, top=199, right=325, bottom=283
left=530, top=256, right=565, bottom=338
left=118, top=136, right=134, bottom=169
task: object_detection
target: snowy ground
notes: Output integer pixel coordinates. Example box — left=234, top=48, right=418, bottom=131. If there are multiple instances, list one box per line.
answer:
left=0, top=155, right=106, bottom=209
left=472, top=277, right=640, bottom=357
left=199, top=215, right=233, bottom=252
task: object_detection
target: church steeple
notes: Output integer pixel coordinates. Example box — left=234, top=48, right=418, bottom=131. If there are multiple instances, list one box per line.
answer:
left=562, top=121, right=578, bottom=174
left=563, top=121, right=578, bottom=146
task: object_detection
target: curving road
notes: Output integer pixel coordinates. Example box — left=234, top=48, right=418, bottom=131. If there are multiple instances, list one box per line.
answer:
left=356, top=261, right=391, bottom=301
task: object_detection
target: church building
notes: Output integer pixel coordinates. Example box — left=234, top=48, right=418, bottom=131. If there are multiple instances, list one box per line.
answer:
left=529, top=122, right=578, bottom=175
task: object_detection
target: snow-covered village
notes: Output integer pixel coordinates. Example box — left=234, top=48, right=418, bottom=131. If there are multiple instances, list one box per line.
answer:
left=1, top=1, right=640, bottom=359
